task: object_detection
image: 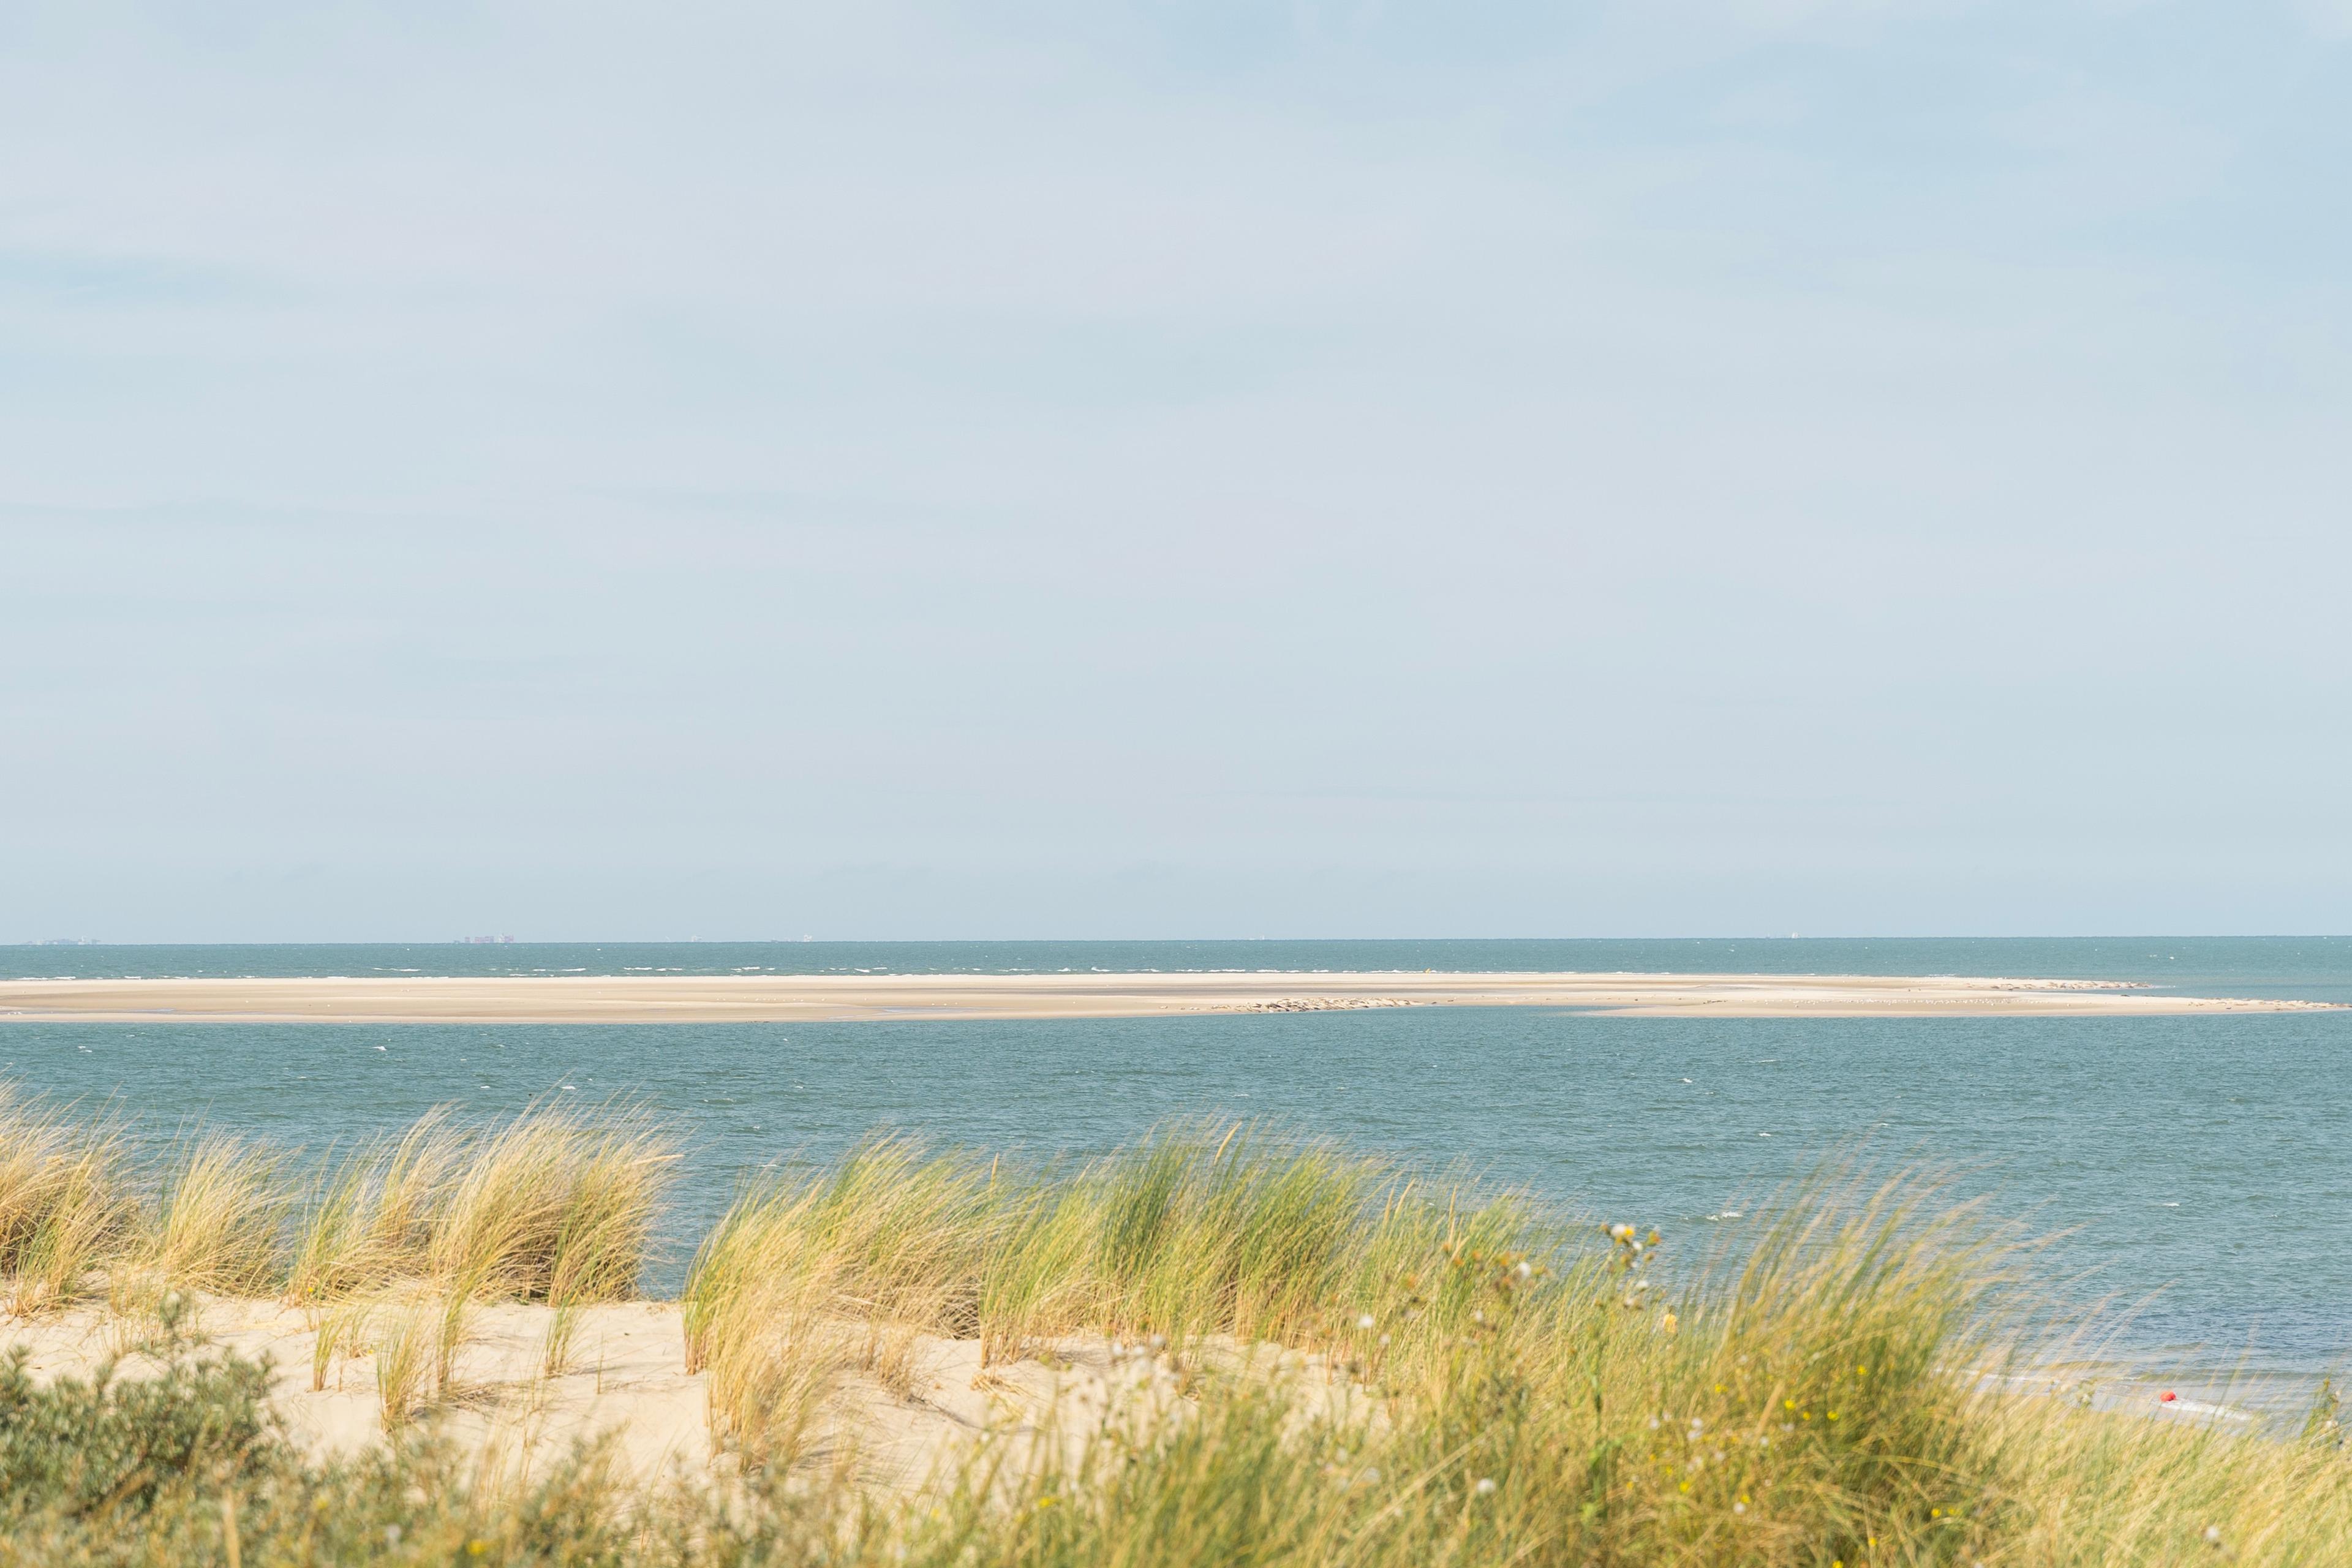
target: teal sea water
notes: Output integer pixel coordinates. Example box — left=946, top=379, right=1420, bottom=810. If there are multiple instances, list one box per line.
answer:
left=4, top=939, right=2348, bottom=1394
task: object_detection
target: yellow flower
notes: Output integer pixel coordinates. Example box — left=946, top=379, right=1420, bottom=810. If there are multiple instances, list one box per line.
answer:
left=468, top=1544, right=488, bottom=1558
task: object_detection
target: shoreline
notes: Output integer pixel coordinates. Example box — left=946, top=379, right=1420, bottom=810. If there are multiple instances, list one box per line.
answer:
left=0, top=970, right=2335, bottom=1023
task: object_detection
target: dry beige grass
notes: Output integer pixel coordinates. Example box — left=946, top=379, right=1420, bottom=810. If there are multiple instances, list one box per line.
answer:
left=428, top=1099, right=674, bottom=1305
left=286, top=1112, right=464, bottom=1304
left=2, top=1084, right=676, bottom=1443
left=0, top=1090, right=135, bottom=1316
left=145, top=1133, right=293, bottom=1296
left=277, top=1100, right=678, bottom=1427
left=286, top=1102, right=673, bottom=1313
left=680, top=1125, right=1544, bottom=1466
left=373, top=1296, right=430, bottom=1433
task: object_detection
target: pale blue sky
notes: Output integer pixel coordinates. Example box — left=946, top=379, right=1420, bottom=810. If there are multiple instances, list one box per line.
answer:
left=4, top=1, right=2349, bottom=940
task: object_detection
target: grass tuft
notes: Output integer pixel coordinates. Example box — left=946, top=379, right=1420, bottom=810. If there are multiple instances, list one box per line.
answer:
left=428, top=1099, right=674, bottom=1305
left=282, top=1100, right=676, bottom=1313
left=374, top=1298, right=429, bottom=1433
left=0, top=1090, right=135, bottom=1316
left=146, top=1133, right=293, bottom=1296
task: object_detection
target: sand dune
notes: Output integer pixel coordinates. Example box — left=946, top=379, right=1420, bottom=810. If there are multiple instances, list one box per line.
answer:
left=6, top=1296, right=1332, bottom=1494
left=0, top=970, right=2330, bottom=1022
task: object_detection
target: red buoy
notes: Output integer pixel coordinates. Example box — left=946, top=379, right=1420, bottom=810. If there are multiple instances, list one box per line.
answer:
left=2158, top=1391, right=2177, bottom=1403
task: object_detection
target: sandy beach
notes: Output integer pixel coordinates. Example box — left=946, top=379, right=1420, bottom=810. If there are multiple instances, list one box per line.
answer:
left=4, top=1295, right=1245, bottom=1493
left=0, top=970, right=2329, bottom=1023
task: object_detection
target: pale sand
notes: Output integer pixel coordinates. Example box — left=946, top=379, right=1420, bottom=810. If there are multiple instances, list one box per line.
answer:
left=9, top=1302, right=2244, bottom=1507
left=0, top=971, right=2332, bottom=1023
left=5, top=1297, right=1339, bottom=1493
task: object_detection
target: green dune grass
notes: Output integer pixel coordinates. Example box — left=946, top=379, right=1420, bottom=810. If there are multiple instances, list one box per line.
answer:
left=0, top=1092, right=2346, bottom=1564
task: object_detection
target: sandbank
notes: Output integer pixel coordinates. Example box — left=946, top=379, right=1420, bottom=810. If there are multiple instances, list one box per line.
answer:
left=0, top=970, right=2332, bottom=1023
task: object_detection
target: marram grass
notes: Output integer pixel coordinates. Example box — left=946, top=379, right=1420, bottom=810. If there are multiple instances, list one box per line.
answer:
left=3, top=1095, right=2350, bottom=1565
left=0, top=1089, right=135, bottom=1316
left=677, top=1126, right=2352, bottom=1563
left=145, top=1133, right=296, bottom=1295
left=0, top=1087, right=677, bottom=1317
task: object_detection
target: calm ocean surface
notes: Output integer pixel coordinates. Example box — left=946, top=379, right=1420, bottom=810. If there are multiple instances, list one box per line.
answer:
left=4, top=940, right=2348, bottom=1395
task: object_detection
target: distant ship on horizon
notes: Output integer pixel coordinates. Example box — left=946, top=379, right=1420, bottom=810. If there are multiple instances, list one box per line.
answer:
left=457, top=935, right=517, bottom=944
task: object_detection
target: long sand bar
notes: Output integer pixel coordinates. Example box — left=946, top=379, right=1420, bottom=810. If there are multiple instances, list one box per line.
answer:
left=0, top=971, right=2332, bottom=1022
